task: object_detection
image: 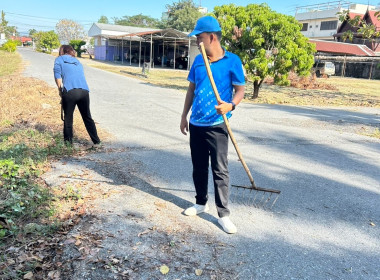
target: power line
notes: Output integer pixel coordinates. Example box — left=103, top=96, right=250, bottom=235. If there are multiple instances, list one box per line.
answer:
left=4, top=11, right=96, bottom=24
left=7, top=21, right=56, bottom=29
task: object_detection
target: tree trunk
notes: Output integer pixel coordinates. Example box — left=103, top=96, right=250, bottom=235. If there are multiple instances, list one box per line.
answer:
left=252, top=80, right=263, bottom=99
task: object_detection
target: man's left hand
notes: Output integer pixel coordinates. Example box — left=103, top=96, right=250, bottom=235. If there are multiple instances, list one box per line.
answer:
left=215, top=100, right=233, bottom=115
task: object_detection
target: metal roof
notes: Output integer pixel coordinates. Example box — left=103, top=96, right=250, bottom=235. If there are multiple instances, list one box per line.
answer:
left=107, top=28, right=193, bottom=42
left=309, top=39, right=377, bottom=56
left=93, top=23, right=160, bottom=34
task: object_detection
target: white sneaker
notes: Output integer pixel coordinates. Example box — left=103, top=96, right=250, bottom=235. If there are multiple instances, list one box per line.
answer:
left=183, top=203, right=209, bottom=216
left=218, top=217, right=237, bottom=234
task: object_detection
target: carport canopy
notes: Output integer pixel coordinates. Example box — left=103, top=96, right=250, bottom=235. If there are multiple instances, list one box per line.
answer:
left=105, top=28, right=195, bottom=69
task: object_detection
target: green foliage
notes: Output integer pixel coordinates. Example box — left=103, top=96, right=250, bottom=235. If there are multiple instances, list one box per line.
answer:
left=164, top=0, right=202, bottom=31
left=0, top=11, right=18, bottom=39
left=0, top=129, right=75, bottom=239
left=213, top=4, right=316, bottom=98
left=0, top=40, right=17, bottom=52
left=113, top=14, right=160, bottom=28
left=0, top=10, right=8, bottom=34
left=98, top=15, right=109, bottom=24
left=69, top=39, right=86, bottom=57
left=28, top=28, right=37, bottom=37
left=337, top=10, right=380, bottom=42
left=33, top=30, right=60, bottom=53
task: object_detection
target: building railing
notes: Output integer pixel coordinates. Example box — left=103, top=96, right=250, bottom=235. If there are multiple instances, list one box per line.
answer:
left=296, top=1, right=351, bottom=14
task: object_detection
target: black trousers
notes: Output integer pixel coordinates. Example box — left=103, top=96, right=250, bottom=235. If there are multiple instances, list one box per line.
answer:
left=189, top=123, right=230, bottom=218
left=61, top=88, right=100, bottom=144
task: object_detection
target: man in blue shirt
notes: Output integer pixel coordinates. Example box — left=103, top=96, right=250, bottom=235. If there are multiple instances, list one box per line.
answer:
left=180, top=16, right=245, bottom=234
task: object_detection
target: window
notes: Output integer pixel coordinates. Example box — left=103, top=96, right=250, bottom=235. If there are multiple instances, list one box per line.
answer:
left=301, top=23, right=308, bottom=31
left=320, top=20, right=338, bottom=30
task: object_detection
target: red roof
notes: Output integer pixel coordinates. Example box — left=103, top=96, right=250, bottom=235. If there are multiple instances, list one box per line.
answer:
left=367, top=10, right=380, bottom=29
left=348, top=12, right=365, bottom=20
left=10, top=36, right=32, bottom=43
left=309, top=39, right=376, bottom=56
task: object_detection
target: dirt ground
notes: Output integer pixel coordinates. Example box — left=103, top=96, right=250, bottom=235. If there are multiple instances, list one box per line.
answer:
left=43, top=148, right=239, bottom=280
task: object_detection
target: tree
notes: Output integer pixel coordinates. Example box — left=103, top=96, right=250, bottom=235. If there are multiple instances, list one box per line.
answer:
left=113, top=14, right=159, bottom=28
left=213, top=4, right=316, bottom=98
left=55, top=19, right=86, bottom=44
left=0, top=10, right=8, bottom=35
left=98, top=16, right=109, bottom=24
left=33, top=30, right=60, bottom=53
left=165, top=0, right=202, bottom=32
left=0, top=10, right=17, bottom=38
left=28, top=28, right=37, bottom=37
left=69, top=39, right=86, bottom=57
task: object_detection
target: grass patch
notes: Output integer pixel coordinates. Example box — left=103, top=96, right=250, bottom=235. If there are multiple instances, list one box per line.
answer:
left=361, top=127, right=380, bottom=139
left=0, top=50, right=22, bottom=77
left=88, top=63, right=189, bottom=91
left=86, top=60, right=380, bottom=107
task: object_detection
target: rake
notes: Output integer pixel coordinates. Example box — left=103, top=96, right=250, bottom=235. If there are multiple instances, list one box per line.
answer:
left=199, top=42, right=281, bottom=209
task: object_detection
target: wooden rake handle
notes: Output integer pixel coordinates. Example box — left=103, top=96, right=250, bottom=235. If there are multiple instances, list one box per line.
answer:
left=199, top=42, right=257, bottom=188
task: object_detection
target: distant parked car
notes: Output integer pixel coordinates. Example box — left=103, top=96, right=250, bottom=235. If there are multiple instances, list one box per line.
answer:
left=312, top=61, right=335, bottom=77
left=175, top=57, right=188, bottom=69
left=131, top=54, right=151, bottom=63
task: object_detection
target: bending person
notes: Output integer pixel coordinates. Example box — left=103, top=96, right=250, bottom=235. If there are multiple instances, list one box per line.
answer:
left=53, top=45, right=100, bottom=146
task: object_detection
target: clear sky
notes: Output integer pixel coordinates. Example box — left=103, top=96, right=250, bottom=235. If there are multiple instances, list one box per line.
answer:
left=1, top=0, right=377, bottom=35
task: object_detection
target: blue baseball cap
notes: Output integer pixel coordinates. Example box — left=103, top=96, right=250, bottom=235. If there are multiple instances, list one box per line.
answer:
left=188, top=16, right=221, bottom=37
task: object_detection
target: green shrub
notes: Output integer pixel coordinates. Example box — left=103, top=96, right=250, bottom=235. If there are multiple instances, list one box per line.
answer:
left=1, top=40, right=17, bottom=52
left=0, top=129, right=76, bottom=239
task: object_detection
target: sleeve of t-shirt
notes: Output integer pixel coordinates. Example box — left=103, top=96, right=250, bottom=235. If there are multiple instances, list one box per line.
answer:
left=187, top=60, right=196, bottom=84
left=231, top=56, right=245, bottom=86
left=53, top=57, right=62, bottom=79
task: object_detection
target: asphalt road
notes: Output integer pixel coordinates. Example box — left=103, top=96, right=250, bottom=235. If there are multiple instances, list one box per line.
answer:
left=19, top=47, right=380, bottom=280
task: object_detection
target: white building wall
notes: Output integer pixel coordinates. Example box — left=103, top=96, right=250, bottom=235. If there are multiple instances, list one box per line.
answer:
left=188, top=41, right=199, bottom=68
left=295, top=3, right=375, bottom=40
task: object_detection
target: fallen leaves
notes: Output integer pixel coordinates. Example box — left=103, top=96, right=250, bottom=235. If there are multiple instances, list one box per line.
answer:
left=23, top=272, right=33, bottom=279
left=138, top=226, right=157, bottom=237
left=195, top=268, right=203, bottom=276
left=160, top=264, right=170, bottom=275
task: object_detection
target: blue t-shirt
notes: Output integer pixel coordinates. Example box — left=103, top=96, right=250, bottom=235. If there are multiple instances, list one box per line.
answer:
left=187, top=50, right=245, bottom=127
left=53, top=55, right=89, bottom=92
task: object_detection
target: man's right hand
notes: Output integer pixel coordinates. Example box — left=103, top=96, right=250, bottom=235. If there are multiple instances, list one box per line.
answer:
left=180, top=116, right=189, bottom=135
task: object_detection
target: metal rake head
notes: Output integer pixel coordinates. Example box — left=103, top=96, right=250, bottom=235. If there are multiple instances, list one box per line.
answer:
left=230, top=185, right=280, bottom=209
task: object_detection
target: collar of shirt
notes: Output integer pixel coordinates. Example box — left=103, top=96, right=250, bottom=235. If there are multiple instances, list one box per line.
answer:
left=208, top=47, right=229, bottom=63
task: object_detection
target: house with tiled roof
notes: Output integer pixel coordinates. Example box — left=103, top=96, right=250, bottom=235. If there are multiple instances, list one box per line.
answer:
left=334, top=10, right=380, bottom=53
left=10, top=36, right=32, bottom=46
left=295, top=2, right=374, bottom=40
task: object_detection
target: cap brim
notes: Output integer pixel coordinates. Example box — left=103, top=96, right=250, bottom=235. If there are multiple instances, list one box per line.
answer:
left=188, top=30, right=202, bottom=37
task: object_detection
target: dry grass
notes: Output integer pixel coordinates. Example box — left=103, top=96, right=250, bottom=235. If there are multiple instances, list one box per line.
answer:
left=85, top=60, right=380, bottom=107
left=0, top=63, right=108, bottom=143
left=87, top=63, right=189, bottom=91
left=0, top=74, right=93, bottom=140
left=246, top=81, right=380, bottom=107
left=0, top=50, right=22, bottom=77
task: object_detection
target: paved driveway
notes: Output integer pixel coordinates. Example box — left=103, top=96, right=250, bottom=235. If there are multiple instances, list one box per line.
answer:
left=19, top=47, right=380, bottom=279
